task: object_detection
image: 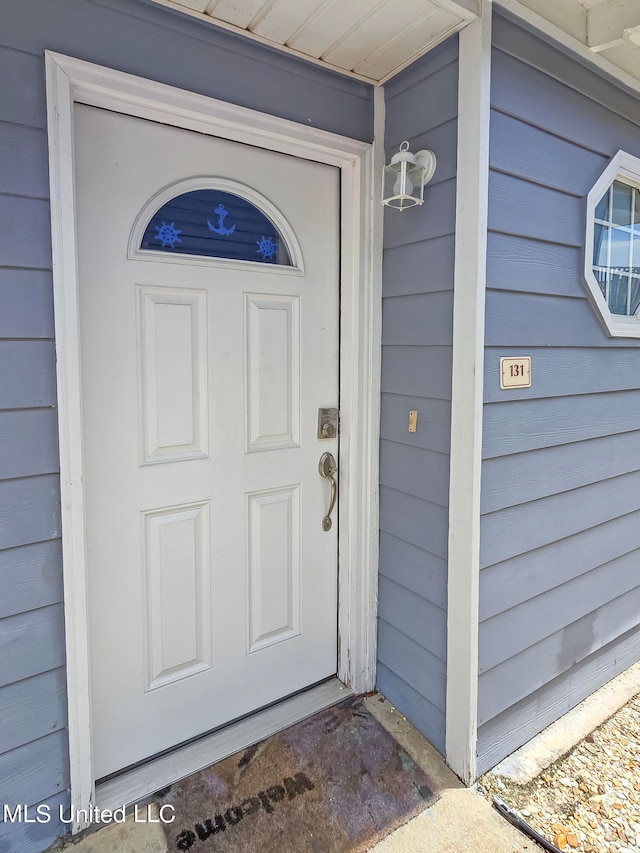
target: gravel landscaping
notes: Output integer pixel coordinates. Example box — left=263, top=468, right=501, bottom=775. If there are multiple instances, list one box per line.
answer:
left=477, top=693, right=640, bottom=852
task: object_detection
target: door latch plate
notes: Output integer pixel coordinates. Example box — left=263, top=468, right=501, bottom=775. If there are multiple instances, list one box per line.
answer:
left=317, top=407, right=338, bottom=439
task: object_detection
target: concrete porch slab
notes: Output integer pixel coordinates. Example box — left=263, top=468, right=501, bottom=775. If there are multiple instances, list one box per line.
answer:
left=56, top=694, right=528, bottom=853
left=364, top=696, right=528, bottom=853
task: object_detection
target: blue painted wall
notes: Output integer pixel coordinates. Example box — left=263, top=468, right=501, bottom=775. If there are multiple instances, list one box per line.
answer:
left=377, top=36, right=458, bottom=755
left=477, top=14, right=640, bottom=774
left=0, top=2, right=372, bottom=850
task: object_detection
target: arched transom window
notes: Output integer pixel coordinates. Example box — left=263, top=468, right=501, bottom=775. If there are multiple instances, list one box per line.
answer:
left=129, top=179, right=303, bottom=271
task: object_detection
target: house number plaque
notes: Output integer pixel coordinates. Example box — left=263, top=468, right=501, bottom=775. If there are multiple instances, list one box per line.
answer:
left=500, top=357, right=531, bottom=389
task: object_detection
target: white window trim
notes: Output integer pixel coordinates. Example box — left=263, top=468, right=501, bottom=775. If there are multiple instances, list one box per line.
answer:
left=585, top=149, right=640, bottom=338
left=45, top=50, right=382, bottom=832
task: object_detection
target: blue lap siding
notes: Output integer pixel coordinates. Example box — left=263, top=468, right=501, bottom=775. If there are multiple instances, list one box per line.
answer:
left=477, top=14, right=640, bottom=774
left=377, top=36, right=458, bottom=755
left=0, top=2, right=372, bottom=850
left=5, top=0, right=640, bottom=831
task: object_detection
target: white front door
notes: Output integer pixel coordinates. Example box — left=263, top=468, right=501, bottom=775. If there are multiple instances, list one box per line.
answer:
left=74, top=105, right=340, bottom=780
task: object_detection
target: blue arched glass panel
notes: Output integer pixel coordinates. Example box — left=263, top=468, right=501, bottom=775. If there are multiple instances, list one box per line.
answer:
left=140, top=190, right=292, bottom=265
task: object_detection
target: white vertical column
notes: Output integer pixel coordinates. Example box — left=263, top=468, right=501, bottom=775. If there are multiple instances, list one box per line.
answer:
left=45, top=53, right=95, bottom=832
left=446, top=0, right=492, bottom=785
left=337, top=84, right=384, bottom=695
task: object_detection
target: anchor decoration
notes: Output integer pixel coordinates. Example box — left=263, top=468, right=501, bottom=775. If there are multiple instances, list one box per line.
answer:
left=207, top=203, right=236, bottom=236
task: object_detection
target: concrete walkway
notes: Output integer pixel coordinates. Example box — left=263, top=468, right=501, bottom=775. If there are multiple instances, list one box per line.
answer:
left=57, top=695, right=527, bottom=853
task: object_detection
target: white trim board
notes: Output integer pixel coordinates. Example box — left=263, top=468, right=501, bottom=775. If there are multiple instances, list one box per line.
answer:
left=445, top=0, right=492, bottom=786
left=45, top=50, right=380, bottom=833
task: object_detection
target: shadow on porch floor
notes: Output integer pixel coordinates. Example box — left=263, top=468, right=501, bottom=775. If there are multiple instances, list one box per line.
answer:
left=57, top=695, right=527, bottom=853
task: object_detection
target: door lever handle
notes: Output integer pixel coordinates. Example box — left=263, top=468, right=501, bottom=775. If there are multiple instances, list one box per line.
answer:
left=318, top=452, right=337, bottom=531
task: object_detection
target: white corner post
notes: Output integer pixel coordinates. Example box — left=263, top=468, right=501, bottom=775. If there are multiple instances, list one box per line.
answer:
left=338, top=84, right=384, bottom=693
left=445, top=0, right=492, bottom=784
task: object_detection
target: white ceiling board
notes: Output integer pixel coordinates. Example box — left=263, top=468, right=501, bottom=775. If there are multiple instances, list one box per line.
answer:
left=600, top=41, right=640, bottom=77
left=322, top=0, right=424, bottom=70
left=250, top=0, right=327, bottom=43
left=431, top=0, right=480, bottom=16
left=587, top=0, right=640, bottom=51
left=516, top=0, right=586, bottom=41
left=149, top=0, right=478, bottom=82
left=498, top=0, right=640, bottom=91
left=288, top=0, right=388, bottom=58
left=173, top=0, right=211, bottom=12
left=206, top=0, right=270, bottom=29
left=355, top=5, right=461, bottom=81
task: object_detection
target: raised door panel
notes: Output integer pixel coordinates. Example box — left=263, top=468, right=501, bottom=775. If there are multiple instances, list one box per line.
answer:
left=247, top=486, right=300, bottom=652
left=246, top=294, right=299, bottom=451
left=138, top=286, right=208, bottom=464
left=143, top=502, right=212, bottom=690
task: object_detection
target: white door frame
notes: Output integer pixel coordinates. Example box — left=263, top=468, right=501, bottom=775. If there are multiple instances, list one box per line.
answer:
left=45, top=51, right=382, bottom=831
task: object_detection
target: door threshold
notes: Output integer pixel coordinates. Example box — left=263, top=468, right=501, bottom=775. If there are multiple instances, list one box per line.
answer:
left=94, top=677, right=352, bottom=813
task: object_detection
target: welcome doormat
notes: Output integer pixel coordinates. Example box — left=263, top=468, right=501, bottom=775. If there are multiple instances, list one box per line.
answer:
left=156, top=697, right=438, bottom=852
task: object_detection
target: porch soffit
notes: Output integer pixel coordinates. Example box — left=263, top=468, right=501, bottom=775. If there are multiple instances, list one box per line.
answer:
left=516, top=0, right=640, bottom=81
left=148, top=0, right=480, bottom=84
left=149, top=0, right=640, bottom=92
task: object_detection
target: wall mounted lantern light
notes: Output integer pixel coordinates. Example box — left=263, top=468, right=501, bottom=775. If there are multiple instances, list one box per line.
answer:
left=381, top=140, right=437, bottom=211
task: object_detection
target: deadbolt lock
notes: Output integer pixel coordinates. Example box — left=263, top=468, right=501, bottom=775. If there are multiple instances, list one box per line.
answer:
left=317, top=408, right=338, bottom=440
